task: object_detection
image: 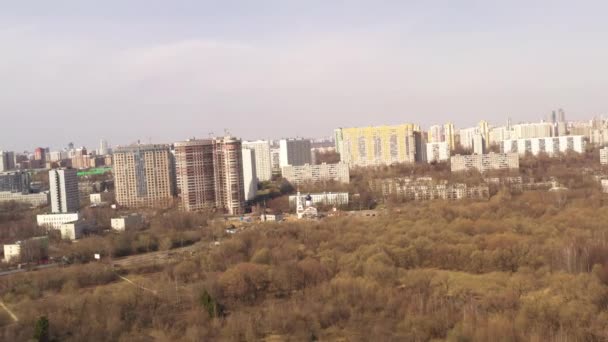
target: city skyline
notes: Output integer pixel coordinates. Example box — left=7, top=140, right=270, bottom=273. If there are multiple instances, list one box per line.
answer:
left=3, top=1, right=608, bottom=150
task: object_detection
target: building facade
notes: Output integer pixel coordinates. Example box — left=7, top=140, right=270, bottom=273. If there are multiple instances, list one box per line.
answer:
left=281, top=162, right=350, bottom=185
left=213, top=137, right=246, bottom=215
left=49, top=168, right=79, bottom=213
left=242, top=140, right=272, bottom=182
left=111, top=214, right=143, bottom=231
left=279, top=139, right=312, bottom=167
left=451, top=153, right=519, bottom=173
left=335, top=124, right=419, bottom=167
left=0, top=191, right=49, bottom=207
left=502, top=136, right=585, bottom=156
left=0, top=151, right=15, bottom=172
left=113, top=144, right=176, bottom=208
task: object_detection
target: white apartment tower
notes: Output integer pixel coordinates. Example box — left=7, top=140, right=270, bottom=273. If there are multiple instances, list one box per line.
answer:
left=279, top=139, right=312, bottom=167
left=241, top=148, right=258, bottom=201
left=242, top=140, right=272, bottom=182
left=49, top=168, right=79, bottom=213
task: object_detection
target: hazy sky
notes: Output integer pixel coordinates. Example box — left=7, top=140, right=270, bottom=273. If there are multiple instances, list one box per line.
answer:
left=2, top=1, right=608, bottom=151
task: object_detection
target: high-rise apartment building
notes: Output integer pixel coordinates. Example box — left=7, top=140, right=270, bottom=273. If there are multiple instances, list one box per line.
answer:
left=49, top=168, right=79, bottom=213
left=34, top=147, right=46, bottom=165
left=113, top=144, right=176, bottom=208
left=479, top=120, right=490, bottom=148
left=213, top=137, right=245, bottom=215
left=473, top=133, right=485, bottom=155
left=279, top=139, right=312, bottom=167
left=458, top=127, right=480, bottom=150
left=335, top=124, right=419, bottom=167
left=241, top=148, right=257, bottom=201
left=242, top=140, right=272, bottom=182
left=444, top=123, right=456, bottom=151
left=0, top=151, right=15, bottom=172
left=511, top=123, right=554, bottom=139
left=270, top=147, right=281, bottom=175
left=428, top=125, right=444, bottom=143
left=174, top=139, right=216, bottom=211
left=174, top=137, right=246, bottom=214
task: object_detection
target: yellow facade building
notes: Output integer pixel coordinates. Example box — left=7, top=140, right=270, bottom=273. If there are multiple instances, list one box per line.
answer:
left=335, top=124, right=420, bottom=166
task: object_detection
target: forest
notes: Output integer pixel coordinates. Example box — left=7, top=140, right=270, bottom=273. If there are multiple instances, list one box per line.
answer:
left=2, top=185, right=608, bottom=341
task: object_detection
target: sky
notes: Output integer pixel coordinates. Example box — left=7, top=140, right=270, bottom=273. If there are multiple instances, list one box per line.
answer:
left=2, top=0, right=608, bottom=151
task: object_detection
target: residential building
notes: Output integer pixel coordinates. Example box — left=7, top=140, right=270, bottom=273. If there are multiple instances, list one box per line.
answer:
left=49, top=168, right=79, bottom=213
left=428, top=125, right=444, bottom=143
left=0, top=151, right=15, bottom=172
left=502, top=136, right=585, bottom=156
left=473, top=133, right=485, bottom=154
left=371, top=178, right=489, bottom=201
left=479, top=120, right=490, bottom=148
left=174, top=139, right=216, bottom=211
left=270, top=147, right=281, bottom=175
left=3, top=237, right=49, bottom=263
left=213, top=136, right=246, bottom=215
left=281, top=162, right=350, bottom=185
left=90, top=193, right=102, bottom=204
left=288, top=192, right=349, bottom=208
left=0, top=171, right=30, bottom=194
left=113, top=144, right=176, bottom=208
left=489, top=126, right=511, bottom=144
left=279, top=138, right=312, bottom=167
left=59, top=220, right=88, bottom=240
left=335, top=124, right=419, bottom=166
left=444, top=123, right=456, bottom=151
left=458, top=127, right=479, bottom=150
left=34, top=147, right=47, bottom=165
left=451, top=153, right=519, bottom=173
left=36, top=213, right=81, bottom=229
left=111, top=214, right=143, bottom=231
left=426, top=142, right=450, bottom=163
left=241, top=148, right=257, bottom=201
left=0, top=191, right=49, bottom=207
left=242, top=140, right=272, bottom=182
left=511, top=122, right=554, bottom=139
left=174, top=137, right=246, bottom=214
left=601, top=147, right=608, bottom=165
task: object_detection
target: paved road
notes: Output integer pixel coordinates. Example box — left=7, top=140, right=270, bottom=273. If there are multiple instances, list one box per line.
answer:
left=0, top=263, right=59, bottom=277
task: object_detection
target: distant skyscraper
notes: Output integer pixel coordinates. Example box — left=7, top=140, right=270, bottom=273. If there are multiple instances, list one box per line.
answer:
left=49, top=168, right=79, bottom=213
left=241, top=148, right=257, bottom=201
left=428, top=125, right=444, bottom=143
left=113, top=144, right=176, bottom=208
left=335, top=124, right=418, bottom=166
left=279, top=138, right=312, bottom=167
left=98, top=139, right=110, bottom=155
left=558, top=108, right=566, bottom=123
left=213, top=136, right=245, bottom=215
left=242, top=140, right=272, bottom=182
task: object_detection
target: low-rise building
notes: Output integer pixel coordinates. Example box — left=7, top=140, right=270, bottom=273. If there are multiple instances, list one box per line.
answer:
left=59, top=220, right=90, bottom=240
left=111, top=213, right=143, bottom=231
left=260, top=213, right=283, bottom=222
left=36, top=213, right=80, bottom=230
left=281, top=163, right=349, bottom=185
left=0, top=191, right=49, bottom=207
left=288, top=192, right=349, bottom=208
left=3, top=236, right=49, bottom=263
left=371, top=178, right=490, bottom=201
left=451, top=153, right=519, bottom=173
left=602, top=179, right=608, bottom=193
